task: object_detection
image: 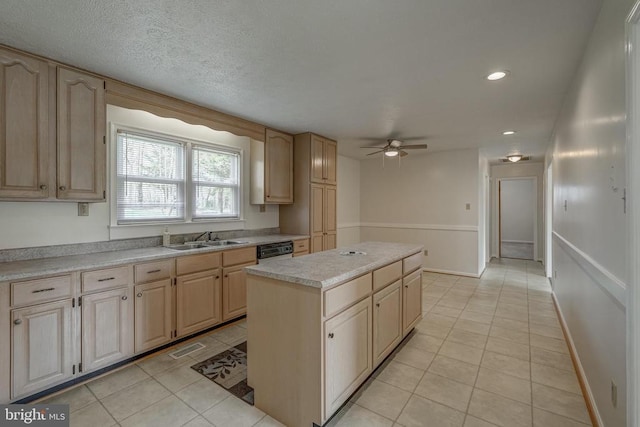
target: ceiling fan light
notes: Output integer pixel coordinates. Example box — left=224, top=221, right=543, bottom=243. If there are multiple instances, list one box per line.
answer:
left=506, top=154, right=523, bottom=162
left=384, top=149, right=399, bottom=157
left=502, top=130, right=516, bottom=135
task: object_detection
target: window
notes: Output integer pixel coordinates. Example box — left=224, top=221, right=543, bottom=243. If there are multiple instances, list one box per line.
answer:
left=115, top=129, right=241, bottom=224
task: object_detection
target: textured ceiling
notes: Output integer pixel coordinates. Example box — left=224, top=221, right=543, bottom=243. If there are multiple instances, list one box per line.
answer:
left=0, top=0, right=601, bottom=160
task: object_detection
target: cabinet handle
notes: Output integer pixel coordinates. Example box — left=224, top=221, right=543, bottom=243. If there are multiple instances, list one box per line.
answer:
left=32, top=287, right=55, bottom=293
left=405, top=285, right=409, bottom=288
left=98, top=277, right=115, bottom=282
left=40, top=184, right=47, bottom=190
left=121, top=296, right=128, bottom=301
left=13, top=319, right=22, bottom=325
left=376, top=303, right=380, bottom=307
left=147, top=269, right=161, bottom=274
left=328, top=332, right=334, bottom=338
left=224, top=274, right=228, bottom=278
left=216, top=276, right=220, bottom=279
left=59, top=186, right=66, bottom=191
left=137, top=292, right=143, bottom=298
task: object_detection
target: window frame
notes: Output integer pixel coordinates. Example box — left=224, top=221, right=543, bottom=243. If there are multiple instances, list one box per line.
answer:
left=110, top=123, right=243, bottom=226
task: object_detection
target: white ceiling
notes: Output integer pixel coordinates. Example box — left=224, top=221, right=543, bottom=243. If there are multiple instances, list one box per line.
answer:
left=0, top=1, right=601, bottom=161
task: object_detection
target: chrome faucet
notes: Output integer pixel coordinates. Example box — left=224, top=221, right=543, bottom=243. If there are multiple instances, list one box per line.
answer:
left=194, top=231, right=210, bottom=241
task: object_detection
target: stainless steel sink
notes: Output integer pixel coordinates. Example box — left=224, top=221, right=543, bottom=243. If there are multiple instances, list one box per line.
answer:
left=166, top=243, right=208, bottom=250
left=203, top=240, right=248, bottom=246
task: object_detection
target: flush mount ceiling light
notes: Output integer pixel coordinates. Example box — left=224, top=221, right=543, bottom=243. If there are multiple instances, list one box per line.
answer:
left=502, top=130, right=516, bottom=135
left=384, top=148, right=399, bottom=157
left=487, top=70, right=509, bottom=81
left=506, top=154, right=523, bottom=162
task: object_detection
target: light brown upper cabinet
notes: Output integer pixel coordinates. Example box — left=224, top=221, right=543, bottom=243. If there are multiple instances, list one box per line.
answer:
left=280, top=132, right=337, bottom=253
left=0, top=47, right=105, bottom=202
left=57, top=67, right=105, bottom=201
left=250, top=128, right=293, bottom=204
left=0, top=48, right=51, bottom=199
left=310, top=134, right=337, bottom=185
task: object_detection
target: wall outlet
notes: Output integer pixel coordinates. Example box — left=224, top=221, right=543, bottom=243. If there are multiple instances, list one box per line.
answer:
left=424, top=250, right=428, bottom=256
left=465, top=203, right=471, bottom=210
left=554, top=270, right=558, bottom=279
left=611, top=380, right=617, bottom=407
left=259, top=204, right=266, bottom=213
left=77, top=202, right=89, bottom=216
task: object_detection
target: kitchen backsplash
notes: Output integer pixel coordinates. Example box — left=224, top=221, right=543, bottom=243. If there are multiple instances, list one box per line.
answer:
left=0, top=228, right=280, bottom=262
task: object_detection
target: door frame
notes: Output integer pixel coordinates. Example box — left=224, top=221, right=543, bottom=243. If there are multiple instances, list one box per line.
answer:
left=544, top=162, right=553, bottom=279
left=625, top=3, right=640, bottom=425
left=495, top=176, right=538, bottom=261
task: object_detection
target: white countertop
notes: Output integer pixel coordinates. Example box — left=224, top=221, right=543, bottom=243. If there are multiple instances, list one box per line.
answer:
left=245, top=241, right=423, bottom=289
left=0, top=234, right=307, bottom=282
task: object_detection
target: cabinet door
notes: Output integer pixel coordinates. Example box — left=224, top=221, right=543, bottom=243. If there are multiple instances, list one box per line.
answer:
left=222, top=262, right=254, bottom=321
left=324, top=298, right=372, bottom=419
left=265, top=129, right=293, bottom=203
left=323, top=139, right=337, bottom=185
left=403, top=271, right=423, bottom=335
left=310, top=134, right=325, bottom=184
left=82, top=287, right=133, bottom=372
left=373, top=280, right=402, bottom=366
left=324, top=185, right=337, bottom=251
left=57, top=67, right=105, bottom=201
left=11, top=299, right=74, bottom=399
left=177, top=269, right=221, bottom=337
left=134, top=279, right=172, bottom=353
left=0, top=48, right=50, bottom=199
left=310, top=183, right=325, bottom=253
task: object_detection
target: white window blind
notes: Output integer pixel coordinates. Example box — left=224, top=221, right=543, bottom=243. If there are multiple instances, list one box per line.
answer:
left=116, top=131, right=185, bottom=223
left=192, top=145, right=240, bottom=219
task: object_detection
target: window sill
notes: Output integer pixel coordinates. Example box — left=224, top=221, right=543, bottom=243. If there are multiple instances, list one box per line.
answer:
left=108, top=219, right=246, bottom=240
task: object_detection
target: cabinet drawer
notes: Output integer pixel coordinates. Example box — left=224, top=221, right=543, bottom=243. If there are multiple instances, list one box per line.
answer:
left=135, top=259, right=174, bottom=284
left=223, top=247, right=257, bottom=267
left=176, top=252, right=221, bottom=276
left=373, top=261, right=402, bottom=291
left=324, top=273, right=372, bottom=318
left=11, top=275, right=72, bottom=307
left=82, top=265, right=132, bottom=293
left=293, top=239, right=309, bottom=253
left=403, top=252, right=423, bottom=275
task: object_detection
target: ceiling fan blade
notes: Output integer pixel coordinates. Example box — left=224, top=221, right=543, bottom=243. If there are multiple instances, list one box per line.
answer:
left=399, top=150, right=409, bottom=157
left=367, top=150, right=384, bottom=156
left=360, top=145, right=387, bottom=149
left=399, top=144, right=428, bottom=149
left=399, top=136, right=427, bottom=141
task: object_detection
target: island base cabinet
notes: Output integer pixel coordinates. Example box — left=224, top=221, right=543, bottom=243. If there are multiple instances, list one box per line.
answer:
left=373, top=280, right=402, bottom=366
left=176, top=270, right=221, bottom=337
left=134, top=279, right=172, bottom=353
left=11, top=299, right=74, bottom=399
left=82, top=287, right=133, bottom=372
left=324, top=297, right=372, bottom=419
left=403, top=270, right=422, bottom=335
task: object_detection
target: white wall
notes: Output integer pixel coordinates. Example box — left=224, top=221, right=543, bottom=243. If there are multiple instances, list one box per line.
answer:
left=0, top=106, right=279, bottom=250
left=549, top=0, right=632, bottom=424
left=336, top=155, right=361, bottom=248
left=500, top=179, right=535, bottom=243
left=360, top=149, right=480, bottom=276
left=478, top=154, right=490, bottom=275
left=490, top=162, right=544, bottom=260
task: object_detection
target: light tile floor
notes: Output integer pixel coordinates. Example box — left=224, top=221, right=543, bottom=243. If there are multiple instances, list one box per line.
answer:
left=40, top=258, right=591, bottom=427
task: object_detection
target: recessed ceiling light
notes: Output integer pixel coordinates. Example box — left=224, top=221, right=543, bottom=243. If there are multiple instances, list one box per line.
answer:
left=502, top=130, right=516, bottom=135
left=487, top=71, right=508, bottom=81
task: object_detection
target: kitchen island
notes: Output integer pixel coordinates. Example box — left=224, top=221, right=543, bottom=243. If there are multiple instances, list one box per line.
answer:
left=245, top=242, right=423, bottom=427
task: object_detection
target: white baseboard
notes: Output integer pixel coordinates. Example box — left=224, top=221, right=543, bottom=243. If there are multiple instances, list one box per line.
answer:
left=423, top=267, right=480, bottom=278
left=552, top=293, right=602, bottom=427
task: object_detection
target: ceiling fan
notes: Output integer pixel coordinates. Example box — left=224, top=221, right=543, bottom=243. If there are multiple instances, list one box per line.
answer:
left=361, top=139, right=428, bottom=157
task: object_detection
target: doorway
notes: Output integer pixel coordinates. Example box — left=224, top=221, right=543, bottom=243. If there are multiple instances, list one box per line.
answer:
left=498, top=177, right=537, bottom=260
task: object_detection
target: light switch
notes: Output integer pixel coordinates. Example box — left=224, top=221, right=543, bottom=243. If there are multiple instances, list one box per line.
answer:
left=465, top=203, right=471, bottom=210
left=78, top=202, right=89, bottom=216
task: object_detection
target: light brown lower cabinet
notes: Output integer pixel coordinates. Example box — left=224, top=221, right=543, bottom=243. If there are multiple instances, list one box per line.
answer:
left=403, top=269, right=422, bottom=334
left=134, top=279, right=172, bottom=353
left=324, top=297, right=372, bottom=418
left=222, top=262, right=253, bottom=321
left=373, top=279, right=402, bottom=366
left=176, top=269, right=222, bottom=337
left=82, top=287, right=133, bottom=372
left=11, top=299, right=74, bottom=399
